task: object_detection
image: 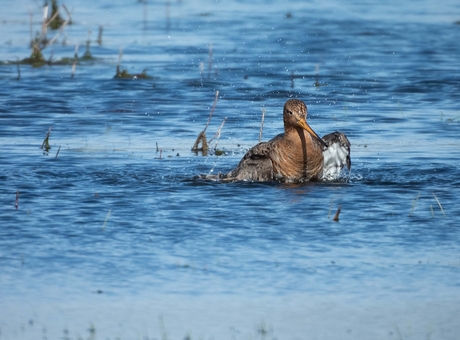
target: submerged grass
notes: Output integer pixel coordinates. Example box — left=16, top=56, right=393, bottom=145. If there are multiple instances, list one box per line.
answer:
left=409, top=191, right=420, bottom=217
left=407, top=191, right=448, bottom=218
left=432, top=192, right=446, bottom=218
left=102, top=209, right=112, bottom=230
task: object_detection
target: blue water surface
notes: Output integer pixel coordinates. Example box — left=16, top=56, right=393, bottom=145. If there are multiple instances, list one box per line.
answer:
left=1, top=0, right=460, bottom=339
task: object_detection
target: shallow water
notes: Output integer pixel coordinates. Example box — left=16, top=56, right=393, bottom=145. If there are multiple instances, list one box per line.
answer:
left=1, top=0, right=460, bottom=339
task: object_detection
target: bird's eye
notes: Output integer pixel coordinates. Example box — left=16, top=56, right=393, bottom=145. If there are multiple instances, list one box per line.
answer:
left=288, top=110, right=292, bottom=115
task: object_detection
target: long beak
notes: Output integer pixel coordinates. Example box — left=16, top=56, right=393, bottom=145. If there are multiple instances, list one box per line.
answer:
left=297, top=119, right=328, bottom=148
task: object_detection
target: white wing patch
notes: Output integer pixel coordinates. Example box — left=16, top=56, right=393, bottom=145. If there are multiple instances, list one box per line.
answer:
left=321, top=132, right=351, bottom=181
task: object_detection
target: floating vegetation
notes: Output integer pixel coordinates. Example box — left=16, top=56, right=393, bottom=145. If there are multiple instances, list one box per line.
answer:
left=114, top=47, right=151, bottom=79
left=333, top=205, right=342, bottom=222
left=22, top=45, right=46, bottom=67
left=10, top=2, right=76, bottom=67
left=192, top=91, right=219, bottom=156
left=193, top=130, right=208, bottom=155
left=78, top=29, right=101, bottom=62
left=114, top=66, right=151, bottom=79
left=0, top=1, right=106, bottom=72
left=40, top=126, right=52, bottom=153
left=48, top=0, right=66, bottom=30
left=81, top=30, right=95, bottom=60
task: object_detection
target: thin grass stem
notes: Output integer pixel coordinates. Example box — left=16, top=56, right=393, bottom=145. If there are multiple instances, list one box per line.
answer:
left=333, top=205, right=342, bottom=222
left=259, top=109, right=265, bottom=143
left=102, top=209, right=112, bottom=230
left=432, top=192, right=446, bottom=218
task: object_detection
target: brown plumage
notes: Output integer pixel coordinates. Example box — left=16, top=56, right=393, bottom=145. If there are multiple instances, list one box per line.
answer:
left=223, top=99, right=350, bottom=183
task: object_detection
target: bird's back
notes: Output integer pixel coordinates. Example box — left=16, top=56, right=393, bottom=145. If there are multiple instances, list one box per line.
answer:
left=224, top=142, right=274, bottom=182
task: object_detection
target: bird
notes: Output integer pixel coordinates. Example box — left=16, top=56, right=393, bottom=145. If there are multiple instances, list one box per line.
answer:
left=222, top=99, right=351, bottom=183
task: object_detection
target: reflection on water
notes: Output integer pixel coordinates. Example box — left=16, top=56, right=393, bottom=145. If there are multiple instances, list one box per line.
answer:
left=1, top=0, right=460, bottom=339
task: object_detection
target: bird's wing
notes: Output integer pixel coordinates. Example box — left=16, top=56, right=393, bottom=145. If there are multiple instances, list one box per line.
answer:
left=321, top=132, right=351, bottom=180
left=224, top=142, right=274, bottom=182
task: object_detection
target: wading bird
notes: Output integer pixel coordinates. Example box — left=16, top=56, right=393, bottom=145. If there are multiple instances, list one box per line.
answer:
left=223, top=99, right=351, bottom=182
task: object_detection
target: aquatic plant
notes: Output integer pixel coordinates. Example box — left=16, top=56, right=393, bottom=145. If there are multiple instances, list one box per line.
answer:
left=15, top=190, right=19, bottom=210
left=208, top=43, right=213, bottom=79
left=155, top=149, right=163, bottom=159
left=96, top=25, right=103, bottom=45
left=40, top=126, right=52, bottom=153
left=192, top=91, right=219, bottom=156
left=432, top=192, right=446, bottom=218
left=22, top=45, right=46, bottom=67
left=314, top=64, right=320, bottom=87
left=409, top=191, right=420, bottom=217
left=333, top=205, right=342, bottom=222
left=18, top=3, right=71, bottom=66
left=102, top=209, right=112, bottom=230
left=70, top=45, right=78, bottom=77
left=114, top=65, right=151, bottom=79
left=208, top=117, right=227, bottom=154
left=192, top=130, right=208, bottom=155
left=48, top=0, right=66, bottom=30
left=80, top=30, right=95, bottom=60
left=114, top=47, right=151, bottom=79
left=55, top=145, right=61, bottom=158
left=259, top=108, right=266, bottom=142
